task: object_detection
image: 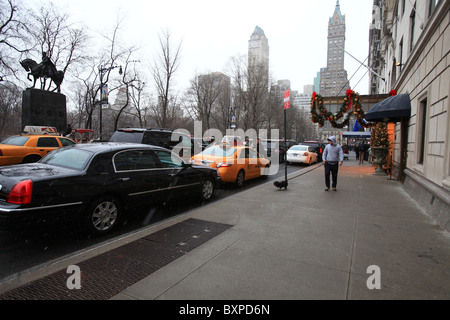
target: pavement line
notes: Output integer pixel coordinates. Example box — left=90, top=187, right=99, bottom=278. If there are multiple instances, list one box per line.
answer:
left=345, top=186, right=361, bottom=300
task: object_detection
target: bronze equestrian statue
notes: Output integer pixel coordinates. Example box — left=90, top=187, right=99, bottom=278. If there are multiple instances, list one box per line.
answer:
left=20, top=52, right=64, bottom=93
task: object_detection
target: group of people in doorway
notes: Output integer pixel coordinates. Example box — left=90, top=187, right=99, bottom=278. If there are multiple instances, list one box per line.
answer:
left=356, top=141, right=371, bottom=165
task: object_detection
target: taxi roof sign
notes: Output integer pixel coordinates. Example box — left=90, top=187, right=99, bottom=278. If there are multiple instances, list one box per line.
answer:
left=22, top=126, right=59, bottom=136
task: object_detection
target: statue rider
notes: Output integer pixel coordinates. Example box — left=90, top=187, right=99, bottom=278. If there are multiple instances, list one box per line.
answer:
left=41, top=51, right=58, bottom=78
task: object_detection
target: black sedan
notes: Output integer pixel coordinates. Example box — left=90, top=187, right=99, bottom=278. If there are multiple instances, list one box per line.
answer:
left=0, top=143, right=220, bottom=235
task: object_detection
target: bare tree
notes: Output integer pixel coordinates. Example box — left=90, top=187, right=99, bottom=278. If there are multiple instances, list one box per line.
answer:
left=226, top=54, right=269, bottom=132
left=0, top=83, right=21, bottom=139
left=0, top=0, right=32, bottom=82
left=112, top=52, right=141, bottom=132
left=129, top=78, right=151, bottom=127
left=226, top=55, right=249, bottom=130
left=72, top=18, right=133, bottom=139
left=245, top=58, right=269, bottom=131
left=28, top=2, right=88, bottom=76
left=151, top=29, right=182, bottom=129
left=185, top=71, right=230, bottom=130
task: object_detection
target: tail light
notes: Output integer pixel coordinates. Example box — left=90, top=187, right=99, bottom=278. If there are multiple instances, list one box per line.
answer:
left=217, top=163, right=232, bottom=168
left=304, top=152, right=309, bottom=156
left=0, top=149, right=2, bottom=156
left=8, top=180, right=33, bottom=204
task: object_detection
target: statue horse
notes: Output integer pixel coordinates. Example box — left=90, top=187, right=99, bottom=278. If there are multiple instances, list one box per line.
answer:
left=20, top=58, right=64, bottom=93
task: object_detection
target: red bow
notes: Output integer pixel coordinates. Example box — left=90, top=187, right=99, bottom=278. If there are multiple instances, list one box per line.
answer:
left=346, top=90, right=353, bottom=110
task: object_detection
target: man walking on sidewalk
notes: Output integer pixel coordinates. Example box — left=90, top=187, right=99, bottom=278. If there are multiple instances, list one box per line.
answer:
left=323, top=136, right=344, bottom=191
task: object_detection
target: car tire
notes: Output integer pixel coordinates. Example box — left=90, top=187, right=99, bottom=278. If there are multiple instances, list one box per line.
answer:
left=262, top=165, right=270, bottom=179
left=235, top=170, right=245, bottom=188
left=200, top=179, right=215, bottom=201
left=85, top=196, right=123, bottom=235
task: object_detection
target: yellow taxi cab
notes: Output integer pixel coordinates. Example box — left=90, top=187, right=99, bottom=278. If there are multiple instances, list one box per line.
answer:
left=0, top=126, right=76, bottom=166
left=191, top=144, right=270, bottom=187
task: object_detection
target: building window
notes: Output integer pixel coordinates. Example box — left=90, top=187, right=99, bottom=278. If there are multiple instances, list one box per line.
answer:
left=402, top=0, right=406, bottom=16
left=417, top=97, right=427, bottom=165
left=410, top=3, right=416, bottom=53
left=398, top=38, right=404, bottom=69
left=428, top=0, right=439, bottom=17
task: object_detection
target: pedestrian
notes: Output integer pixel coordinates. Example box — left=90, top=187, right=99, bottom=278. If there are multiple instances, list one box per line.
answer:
left=322, top=136, right=344, bottom=191
left=358, top=141, right=365, bottom=165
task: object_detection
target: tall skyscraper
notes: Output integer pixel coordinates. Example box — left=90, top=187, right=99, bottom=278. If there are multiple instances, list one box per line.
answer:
left=248, top=26, right=269, bottom=71
left=319, top=1, right=350, bottom=97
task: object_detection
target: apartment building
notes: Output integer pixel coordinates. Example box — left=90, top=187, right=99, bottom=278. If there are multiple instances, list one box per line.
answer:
left=369, top=0, right=449, bottom=231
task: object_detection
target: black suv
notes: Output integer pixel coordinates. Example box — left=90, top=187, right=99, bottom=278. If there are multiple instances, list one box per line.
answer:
left=110, top=128, right=202, bottom=157
left=301, top=141, right=325, bottom=162
left=261, top=139, right=298, bottom=163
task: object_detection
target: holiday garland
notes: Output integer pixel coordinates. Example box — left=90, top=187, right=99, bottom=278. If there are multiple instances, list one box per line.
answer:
left=310, top=90, right=372, bottom=128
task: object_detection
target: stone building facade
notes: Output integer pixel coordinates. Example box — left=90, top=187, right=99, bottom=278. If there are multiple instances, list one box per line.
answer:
left=371, top=0, right=449, bottom=231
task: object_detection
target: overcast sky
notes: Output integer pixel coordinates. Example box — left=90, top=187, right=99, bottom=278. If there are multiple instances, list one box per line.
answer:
left=37, top=0, right=374, bottom=95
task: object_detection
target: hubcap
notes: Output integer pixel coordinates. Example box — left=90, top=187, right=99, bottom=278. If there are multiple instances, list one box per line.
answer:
left=92, top=201, right=118, bottom=231
left=237, top=172, right=244, bottom=186
left=202, top=180, right=214, bottom=199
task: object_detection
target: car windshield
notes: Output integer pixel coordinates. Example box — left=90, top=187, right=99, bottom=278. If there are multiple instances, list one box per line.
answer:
left=201, top=146, right=236, bottom=157
left=1, top=136, right=30, bottom=146
left=40, top=148, right=93, bottom=170
left=291, top=146, right=308, bottom=152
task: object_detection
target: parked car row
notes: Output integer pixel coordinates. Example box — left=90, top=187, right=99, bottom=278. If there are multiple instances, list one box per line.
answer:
left=0, top=128, right=273, bottom=235
left=0, top=143, right=221, bottom=235
left=0, top=126, right=325, bottom=235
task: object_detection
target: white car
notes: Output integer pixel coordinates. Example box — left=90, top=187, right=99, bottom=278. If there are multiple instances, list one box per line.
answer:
left=286, top=145, right=318, bottom=165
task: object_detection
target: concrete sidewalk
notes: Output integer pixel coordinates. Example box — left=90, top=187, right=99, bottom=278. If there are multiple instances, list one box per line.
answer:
left=111, top=159, right=450, bottom=300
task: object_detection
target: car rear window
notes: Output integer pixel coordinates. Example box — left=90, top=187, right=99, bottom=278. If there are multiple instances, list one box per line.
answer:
left=37, top=137, right=59, bottom=147
left=291, top=146, right=308, bottom=152
left=110, top=131, right=144, bottom=143
left=143, top=131, right=172, bottom=147
left=40, top=148, right=92, bottom=170
left=1, top=136, right=30, bottom=146
left=58, top=137, right=76, bottom=147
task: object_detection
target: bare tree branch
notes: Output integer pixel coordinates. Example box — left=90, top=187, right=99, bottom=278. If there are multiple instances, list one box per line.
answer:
left=0, top=0, right=33, bottom=81
left=151, top=29, right=182, bottom=129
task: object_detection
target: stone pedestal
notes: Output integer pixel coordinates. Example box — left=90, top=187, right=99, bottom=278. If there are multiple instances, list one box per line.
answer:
left=22, top=89, right=67, bottom=133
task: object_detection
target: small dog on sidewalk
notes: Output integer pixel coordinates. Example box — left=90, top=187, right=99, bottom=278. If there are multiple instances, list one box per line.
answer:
left=274, top=180, right=288, bottom=189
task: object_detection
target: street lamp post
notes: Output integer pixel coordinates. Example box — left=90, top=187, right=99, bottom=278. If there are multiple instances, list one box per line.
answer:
left=98, top=65, right=122, bottom=140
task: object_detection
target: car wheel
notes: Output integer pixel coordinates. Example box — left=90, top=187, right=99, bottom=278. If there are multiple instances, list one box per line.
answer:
left=85, top=197, right=122, bottom=235
left=200, top=179, right=215, bottom=201
left=236, top=170, right=245, bottom=188
left=262, top=165, right=270, bottom=179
